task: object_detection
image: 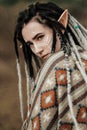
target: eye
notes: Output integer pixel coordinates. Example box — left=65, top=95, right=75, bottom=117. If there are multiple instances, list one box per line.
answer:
left=37, top=35, right=44, bottom=41
left=26, top=42, right=33, bottom=47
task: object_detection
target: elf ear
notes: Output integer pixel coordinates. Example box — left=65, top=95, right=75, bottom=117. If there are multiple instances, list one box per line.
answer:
left=58, top=9, right=68, bottom=33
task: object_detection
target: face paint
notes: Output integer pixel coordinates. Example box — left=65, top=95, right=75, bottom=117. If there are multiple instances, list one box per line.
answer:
left=30, top=33, right=53, bottom=53
left=22, top=19, right=61, bottom=60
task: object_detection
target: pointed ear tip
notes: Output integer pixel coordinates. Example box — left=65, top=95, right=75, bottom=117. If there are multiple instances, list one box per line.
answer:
left=65, top=9, right=68, bottom=13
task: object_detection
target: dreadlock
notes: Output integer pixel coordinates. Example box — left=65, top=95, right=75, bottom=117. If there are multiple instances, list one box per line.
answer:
left=14, top=2, right=87, bottom=126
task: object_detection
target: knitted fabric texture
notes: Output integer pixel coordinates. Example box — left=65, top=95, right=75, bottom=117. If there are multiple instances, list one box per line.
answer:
left=22, top=48, right=87, bottom=130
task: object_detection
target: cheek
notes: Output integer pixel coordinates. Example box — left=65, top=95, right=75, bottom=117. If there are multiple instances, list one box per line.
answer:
left=43, top=35, right=53, bottom=47
left=42, top=38, right=52, bottom=52
left=43, top=43, right=52, bottom=53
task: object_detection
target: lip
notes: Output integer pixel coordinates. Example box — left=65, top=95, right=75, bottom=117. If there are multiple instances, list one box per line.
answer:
left=41, top=53, right=50, bottom=59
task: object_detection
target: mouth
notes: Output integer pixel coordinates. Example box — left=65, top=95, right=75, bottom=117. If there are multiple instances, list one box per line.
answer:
left=41, top=53, right=50, bottom=59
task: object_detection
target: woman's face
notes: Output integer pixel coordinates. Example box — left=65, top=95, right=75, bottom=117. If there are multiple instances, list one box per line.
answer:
left=22, top=19, right=61, bottom=60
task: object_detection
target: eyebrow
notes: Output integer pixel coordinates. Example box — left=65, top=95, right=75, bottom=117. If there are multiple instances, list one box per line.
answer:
left=26, top=33, right=43, bottom=45
left=32, top=33, right=43, bottom=40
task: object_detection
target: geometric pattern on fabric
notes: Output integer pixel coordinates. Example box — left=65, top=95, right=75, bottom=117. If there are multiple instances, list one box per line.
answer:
left=77, top=105, right=87, bottom=124
left=59, top=122, right=73, bottom=130
left=40, top=107, right=57, bottom=130
left=24, top=50, right=87, bottom=130
left=41, top=89, right=56, bottom=110
left=32, top=114, right=41, bottom=130
left=55, top=69, right=67, bottom=86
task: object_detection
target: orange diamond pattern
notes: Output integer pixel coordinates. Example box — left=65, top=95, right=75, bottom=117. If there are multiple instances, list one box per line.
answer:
left=77, top=106, right=87, bottom=124
left=82, top=59, right=87, bottom=71
left=41, top=90, right=56, bottom=110
left=32, top=115, right=40, bottom=130
left=56, top=69, right=67, bottom=86
left=59, top=123, right=73, bottom=130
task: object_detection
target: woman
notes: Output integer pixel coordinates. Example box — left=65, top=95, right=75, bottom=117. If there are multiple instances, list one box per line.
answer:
left=14, top=2, right=87, bottom=130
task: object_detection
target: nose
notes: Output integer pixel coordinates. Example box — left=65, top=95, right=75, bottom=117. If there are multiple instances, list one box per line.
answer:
left=34, top=43, right=43, bottom=54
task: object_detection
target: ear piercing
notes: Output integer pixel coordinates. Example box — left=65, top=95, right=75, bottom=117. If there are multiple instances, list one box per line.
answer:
left=20, top=45, right=22, bottom=48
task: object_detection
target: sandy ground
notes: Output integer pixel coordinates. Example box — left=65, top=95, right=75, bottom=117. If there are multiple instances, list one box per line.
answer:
left=0, top=2, right=87, bottom=130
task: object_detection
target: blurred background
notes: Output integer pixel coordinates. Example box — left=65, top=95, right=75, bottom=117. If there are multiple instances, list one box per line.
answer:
left=0, top=0, right=87, bottom=130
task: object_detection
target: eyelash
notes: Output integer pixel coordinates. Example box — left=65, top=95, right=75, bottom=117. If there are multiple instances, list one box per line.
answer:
left=26, top=35, right=44, bottom=47
left=37, top=35, right=44, bottom=41
left=27, top=42, right=33, bottom=46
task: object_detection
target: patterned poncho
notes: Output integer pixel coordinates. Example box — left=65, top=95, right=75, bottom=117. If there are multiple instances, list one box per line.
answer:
left=24, top=48, right=87, bottom=130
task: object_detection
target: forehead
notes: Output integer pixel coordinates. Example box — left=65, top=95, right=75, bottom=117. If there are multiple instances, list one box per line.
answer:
left=22, top=19, right=48, bottom=42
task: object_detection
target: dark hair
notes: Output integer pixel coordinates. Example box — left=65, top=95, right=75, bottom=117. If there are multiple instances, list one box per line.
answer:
left=14, top=2, right=78, bottom=78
